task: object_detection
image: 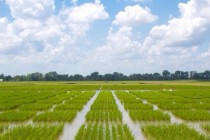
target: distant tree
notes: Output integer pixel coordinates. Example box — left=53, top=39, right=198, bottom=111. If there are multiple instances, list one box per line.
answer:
left=162, top=70, right=171, bottom=80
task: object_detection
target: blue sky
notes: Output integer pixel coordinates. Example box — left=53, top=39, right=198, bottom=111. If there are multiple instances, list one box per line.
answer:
left=0, top=0, right=210, bottom=75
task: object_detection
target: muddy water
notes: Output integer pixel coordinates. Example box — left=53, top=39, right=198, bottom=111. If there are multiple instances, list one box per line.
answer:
left=112, top=91, right=145, bottom=140
left=60, top=90, right=100, bottom=140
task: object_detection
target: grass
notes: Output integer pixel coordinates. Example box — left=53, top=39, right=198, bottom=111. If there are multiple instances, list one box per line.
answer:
left=142, top=124, right=208, bottom=140
left=0, top=124, right=64, bottom=140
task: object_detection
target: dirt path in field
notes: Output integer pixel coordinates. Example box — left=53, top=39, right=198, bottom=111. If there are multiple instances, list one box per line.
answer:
left=112, top=91, right=145, bottom=140
left=60, top=90, right=100, bottom=140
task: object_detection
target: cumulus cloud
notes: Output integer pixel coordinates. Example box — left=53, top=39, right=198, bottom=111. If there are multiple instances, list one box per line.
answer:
left=113, top=5, right=158, bottom=26
left=0, top=0, right=109, bottom=65
left=143, top=0, right=210, bottom=52
left=5, top=0, right=55, bottom=19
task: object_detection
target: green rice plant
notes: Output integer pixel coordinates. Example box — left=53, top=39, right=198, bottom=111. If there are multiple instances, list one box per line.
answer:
left=112, top=125, right=117, bottom=140
left=0, top=124, right=64, bottom=140
left=123, top=125, right=134, bottom=140
left=33, top=110, right=77, bottom=122
left=19, top=103, right=53, bottom=110
left=172, top=110, right=210, bottom=121
left=124, top=103, right=153, bottom=110
left=142, top=124, right=208, bottom=140
left=192, top=103, right=210, bottom=110
left=75, top=124, right=85, bottom=140
left=156, top=102, right=192, bottom=110
left=129, top=110, right=170, bottom=121
left=0, top=111, right=36, bottom=122
left=0, top=102, right=20, bottom=110
left=54, top=104, right=84, bottom=110
left=98, top=124, right=103, bottom=140
left=117, top=124, right=124, bottom=140
left=0, top=124, right=7, bottom=133
left=106, top=124, right=111, bottom=140
left=86, top=110, right=122, bottom=122
left=202, top=124, right=210, bottom=133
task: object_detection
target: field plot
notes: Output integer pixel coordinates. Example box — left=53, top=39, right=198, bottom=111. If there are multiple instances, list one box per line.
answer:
left=75, top=91, right=134, bottom=139
left=0, top=124, right=63, bottom=140
left=142, top=124, right=208, bottom=140
left=86, top=91, right=122, bottom=122
left=115, top=91, right=170, bottom=122
left=75, top=123, right=134, bottom=140
left=1, top=82, right=210, bottom=139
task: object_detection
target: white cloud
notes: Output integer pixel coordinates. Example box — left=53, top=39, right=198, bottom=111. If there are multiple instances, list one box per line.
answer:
left=60, top=1, right=108, bottom=23
left=0, top=1, right=109, bottom=66
left=5, top=0, right=55, bottom=19
left=143, top=0, right=210, bottom=52
left=113, top=5, right=158, bottom=26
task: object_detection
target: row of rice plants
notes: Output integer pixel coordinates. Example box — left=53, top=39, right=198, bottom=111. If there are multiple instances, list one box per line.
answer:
left=19, top=103, right=53, bottom=111
left=129, top=110, right=170, bottom=122
left=75, top=123, right=134, bottom=140
left=33, top=110, right=77, bottom=122
left=142, top=124, right=209, bottom=140
left=86, top=91, right=122, bottom=122
left=0, top=124, right=63, bottom=140
left=116, top=91, right=170, bottom=122
left=172, top=110, right=210, bottom=121
left=86, top=111, right=122, bottom=122
left=0, top=111, right=36, bottom=122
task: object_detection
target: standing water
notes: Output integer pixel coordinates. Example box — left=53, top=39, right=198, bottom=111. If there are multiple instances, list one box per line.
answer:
left=60, top=90, right=100, bottom=140
left=112, top=91, right=145, bottom=140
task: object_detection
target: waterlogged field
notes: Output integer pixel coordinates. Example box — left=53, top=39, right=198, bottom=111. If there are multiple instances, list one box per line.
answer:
left=0, top=81, right=210, bottom=139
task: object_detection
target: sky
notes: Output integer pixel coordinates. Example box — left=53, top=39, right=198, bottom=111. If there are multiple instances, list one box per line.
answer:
left=0, top=0, right=210, bottom=75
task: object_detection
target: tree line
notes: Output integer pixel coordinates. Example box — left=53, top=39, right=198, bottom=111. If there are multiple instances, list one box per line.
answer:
left=0, top=70, right=210, bottom=81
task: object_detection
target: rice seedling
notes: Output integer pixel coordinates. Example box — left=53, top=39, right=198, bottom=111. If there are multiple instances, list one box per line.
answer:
left=33, top=110, right=77, bottom=122
left=0, top=124, right=64, bottom=140
left=0, top=111, right=36, bottom=122
left=142, top=124, right=208, bottom=140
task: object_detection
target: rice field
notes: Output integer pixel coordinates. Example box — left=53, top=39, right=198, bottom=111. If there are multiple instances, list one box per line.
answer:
left=0, top=81, right=210, bottom=139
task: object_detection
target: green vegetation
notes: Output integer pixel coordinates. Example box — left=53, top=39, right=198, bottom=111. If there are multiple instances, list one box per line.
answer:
left=172, top=110, right=210, bottom=121
left=129, top=110, right=170, bottom=121
left=142, top=124, right=208, bottom=140
left=116, top=91, right=170, bottom=122
left=0, top=124, right=7, bottom=133
left=33, top=110, right=77, bottom=122
left=75, top=123, right=134, bottom=140
left=1, top=81, right=210, bottom=139
left=0, top=124, right=63, bottom=140
left=86, top=91, right=122, bottom=122
left=0, top=111, right=36, bottom=122
left=202, top=124, right=210, bottom=133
